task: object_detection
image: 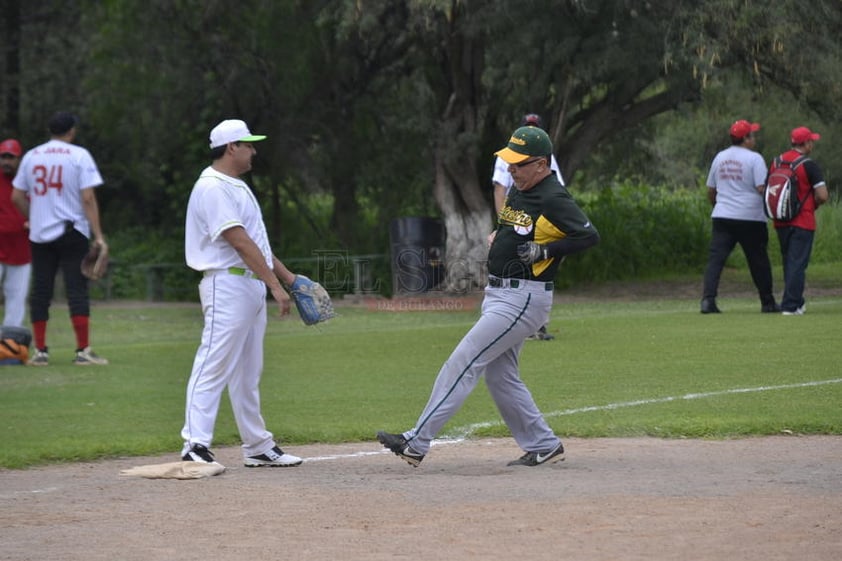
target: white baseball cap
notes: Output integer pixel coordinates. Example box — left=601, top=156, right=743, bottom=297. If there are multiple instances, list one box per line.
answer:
left=209, top=119, right=267, bottom=148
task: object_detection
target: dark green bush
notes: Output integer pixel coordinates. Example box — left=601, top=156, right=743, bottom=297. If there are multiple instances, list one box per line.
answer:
left=558, top=182, right=711, bottom=288
left=97, top=185, right=839, bottom=300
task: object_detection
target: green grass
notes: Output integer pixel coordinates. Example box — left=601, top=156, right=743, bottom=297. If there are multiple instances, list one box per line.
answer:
left=1, top=275, right=841, bottom=469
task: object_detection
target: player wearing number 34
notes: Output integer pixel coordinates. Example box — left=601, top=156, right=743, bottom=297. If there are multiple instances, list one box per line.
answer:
left=12, top=111, right=109, bottom=366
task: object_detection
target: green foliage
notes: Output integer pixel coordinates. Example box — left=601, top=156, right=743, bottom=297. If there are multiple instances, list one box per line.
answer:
left=813, top=203, right=842, bottom=264
left=90, top=186, right=842, bottom=300
left=4, top=1, right=842, bottom=296
left=558, top=182, right=711, bottom=287
left=2, top=290, right=841, bottom=468
left=103, top=226, right=199, bottom=301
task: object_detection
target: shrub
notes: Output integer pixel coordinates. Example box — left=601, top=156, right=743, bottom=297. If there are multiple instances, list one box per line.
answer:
left=558, top=182, right=711, bottom=288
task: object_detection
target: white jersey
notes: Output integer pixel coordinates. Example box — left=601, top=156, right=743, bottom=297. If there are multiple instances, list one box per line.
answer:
left=492, top=154, right=565, bottom=192
left=706, top=145, right=768, bottom=222
left=12, top=139, right=103, bottom=243
left=185, top=166, right=273, bottom=272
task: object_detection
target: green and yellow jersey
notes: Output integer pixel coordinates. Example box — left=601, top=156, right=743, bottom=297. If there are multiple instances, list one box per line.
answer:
left=488, top=174, right=598, bottom=282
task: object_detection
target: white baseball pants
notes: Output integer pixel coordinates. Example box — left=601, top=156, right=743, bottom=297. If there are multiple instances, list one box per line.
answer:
left=0, top=263, right=31, bottom=327
left=181, top=271, right=276, bottom=459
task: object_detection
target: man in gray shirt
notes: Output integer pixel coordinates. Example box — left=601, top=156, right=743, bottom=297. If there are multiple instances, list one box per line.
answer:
left=701, top=119, right=779, bottom=314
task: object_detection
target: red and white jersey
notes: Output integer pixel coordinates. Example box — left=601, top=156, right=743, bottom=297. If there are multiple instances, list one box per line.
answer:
left=12, top=139, right=103, bottom=243
left=184, top=166, right=273, bottom=272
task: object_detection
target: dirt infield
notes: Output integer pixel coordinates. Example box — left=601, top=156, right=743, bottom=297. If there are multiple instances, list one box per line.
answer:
left=2, top=436, right=840, bottom=561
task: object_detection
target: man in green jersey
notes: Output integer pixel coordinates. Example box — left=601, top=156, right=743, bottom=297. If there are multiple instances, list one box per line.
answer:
left=377, top=126, right=599, bottom=467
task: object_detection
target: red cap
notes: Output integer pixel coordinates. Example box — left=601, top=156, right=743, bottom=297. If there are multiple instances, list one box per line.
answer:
left=790, top=126, right=820, bottom=144
left=520, top=113, right=543, bottom=128
left=729, top=120, right=760, bottom=139
left=0, top=139, right=22, bottom=157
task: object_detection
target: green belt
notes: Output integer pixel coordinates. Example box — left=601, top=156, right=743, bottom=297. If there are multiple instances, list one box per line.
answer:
left=204, top=267, right=257, bottom=279
left=228, top=267, right=258, bottom=279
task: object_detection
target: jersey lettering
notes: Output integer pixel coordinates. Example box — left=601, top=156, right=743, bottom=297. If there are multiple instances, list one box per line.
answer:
left=32, top=165, right=64, bottom=196
left=497, top=206, right=532, bottom=228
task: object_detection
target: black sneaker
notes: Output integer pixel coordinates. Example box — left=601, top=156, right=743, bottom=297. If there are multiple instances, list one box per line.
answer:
left=376, top=431, right=424, bottom=467
left=182, top=444, right=216, bottom=463
left=700, top=298, right=721, bottom=314
left=507, top=442, right=565, bottom=466
left=761, top=302, right=781, bottom=313
left=527, top=325, right=555, bottom=341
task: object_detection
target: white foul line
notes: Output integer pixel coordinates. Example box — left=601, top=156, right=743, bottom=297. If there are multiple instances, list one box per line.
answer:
left=305, top=378, right=842, bottom=463
left=445, top=377, right=842, bottom=439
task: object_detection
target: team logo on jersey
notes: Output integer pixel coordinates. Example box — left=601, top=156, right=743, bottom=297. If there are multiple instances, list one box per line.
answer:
left=514, top=223, right=533, bottom=235
left=498, top=206, right=533, bottom=235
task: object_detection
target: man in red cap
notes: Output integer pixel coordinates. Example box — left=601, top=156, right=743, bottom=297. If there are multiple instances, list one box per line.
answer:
left=770, top=126, right=829, bottom=315
left=0, top=139, right=31, bottom=327
left=700, top=120, right=779, bottom=314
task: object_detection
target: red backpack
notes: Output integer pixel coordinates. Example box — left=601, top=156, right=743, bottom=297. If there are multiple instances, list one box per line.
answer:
left=764, top=155, right=810, bottom=221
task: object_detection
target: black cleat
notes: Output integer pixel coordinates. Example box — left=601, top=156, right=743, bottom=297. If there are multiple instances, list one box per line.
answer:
left=376, top=431, right=424, bottom=467
left=527, top=325, right=555, bottom=341
left=182, top=444, right=216, bottom=463
left=507, top=442, right=565, bottom=467
left=700, top=298, right=721, bottom=314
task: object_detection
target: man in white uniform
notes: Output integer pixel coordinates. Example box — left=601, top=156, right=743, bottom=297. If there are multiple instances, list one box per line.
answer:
left=492, top=113, right=564, bottom=340
left=701, top=119, right=779, bottom=314
left=181, top=119, right=302, bottom=468
left=12, top=112, right=108, bottom=365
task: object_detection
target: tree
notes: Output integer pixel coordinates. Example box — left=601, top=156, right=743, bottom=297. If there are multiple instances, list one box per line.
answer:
left=397, top=0, right=842, bottom=290
left=7, top=0, right=840, bottom=295
left=383, top=0, right=707, bottom=290
left=0, top=0, right=21, bottom=136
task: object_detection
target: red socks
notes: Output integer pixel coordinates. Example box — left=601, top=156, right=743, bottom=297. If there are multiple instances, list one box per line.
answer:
left=33, top=320, right=47, bottom=351
left=71, top=315, right=90, bottom=351
left=32, top=316, right=91, bottom=352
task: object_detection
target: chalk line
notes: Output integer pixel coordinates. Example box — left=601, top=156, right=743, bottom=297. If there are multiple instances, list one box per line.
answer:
left=304, top=378, right=842, bottom=463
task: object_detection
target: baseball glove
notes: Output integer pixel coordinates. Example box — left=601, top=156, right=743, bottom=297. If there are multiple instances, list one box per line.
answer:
left=288, top=274, right=336, bottom=326
left=81, top=243, right=109, bottom=280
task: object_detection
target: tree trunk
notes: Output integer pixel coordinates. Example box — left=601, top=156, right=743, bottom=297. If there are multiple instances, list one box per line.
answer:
left=432, top=145, right=493, bottom=293
left=2, top=0, right=21, bottom=133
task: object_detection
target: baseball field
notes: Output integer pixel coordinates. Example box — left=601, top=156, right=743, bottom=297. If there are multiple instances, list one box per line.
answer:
left=1, top=267, right=840, bottom=560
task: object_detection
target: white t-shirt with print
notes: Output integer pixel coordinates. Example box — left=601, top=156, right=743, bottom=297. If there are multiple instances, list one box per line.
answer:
left=706, top=145, right=768, bottom=222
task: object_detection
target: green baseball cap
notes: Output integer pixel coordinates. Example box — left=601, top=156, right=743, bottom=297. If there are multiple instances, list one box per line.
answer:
left=494, top=126, right=553, bottom=164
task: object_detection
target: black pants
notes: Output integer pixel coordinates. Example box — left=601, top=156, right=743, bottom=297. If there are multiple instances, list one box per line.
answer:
left=702, top=218, right=775, bottom=305
left=30, top=227, right=90, bottom=322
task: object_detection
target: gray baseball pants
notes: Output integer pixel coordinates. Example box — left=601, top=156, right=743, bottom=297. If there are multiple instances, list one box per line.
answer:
left=403, top=278, right=561, bottom=455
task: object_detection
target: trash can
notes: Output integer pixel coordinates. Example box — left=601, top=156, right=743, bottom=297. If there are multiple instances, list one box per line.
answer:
left=389, top=217, right=445, bottom=295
